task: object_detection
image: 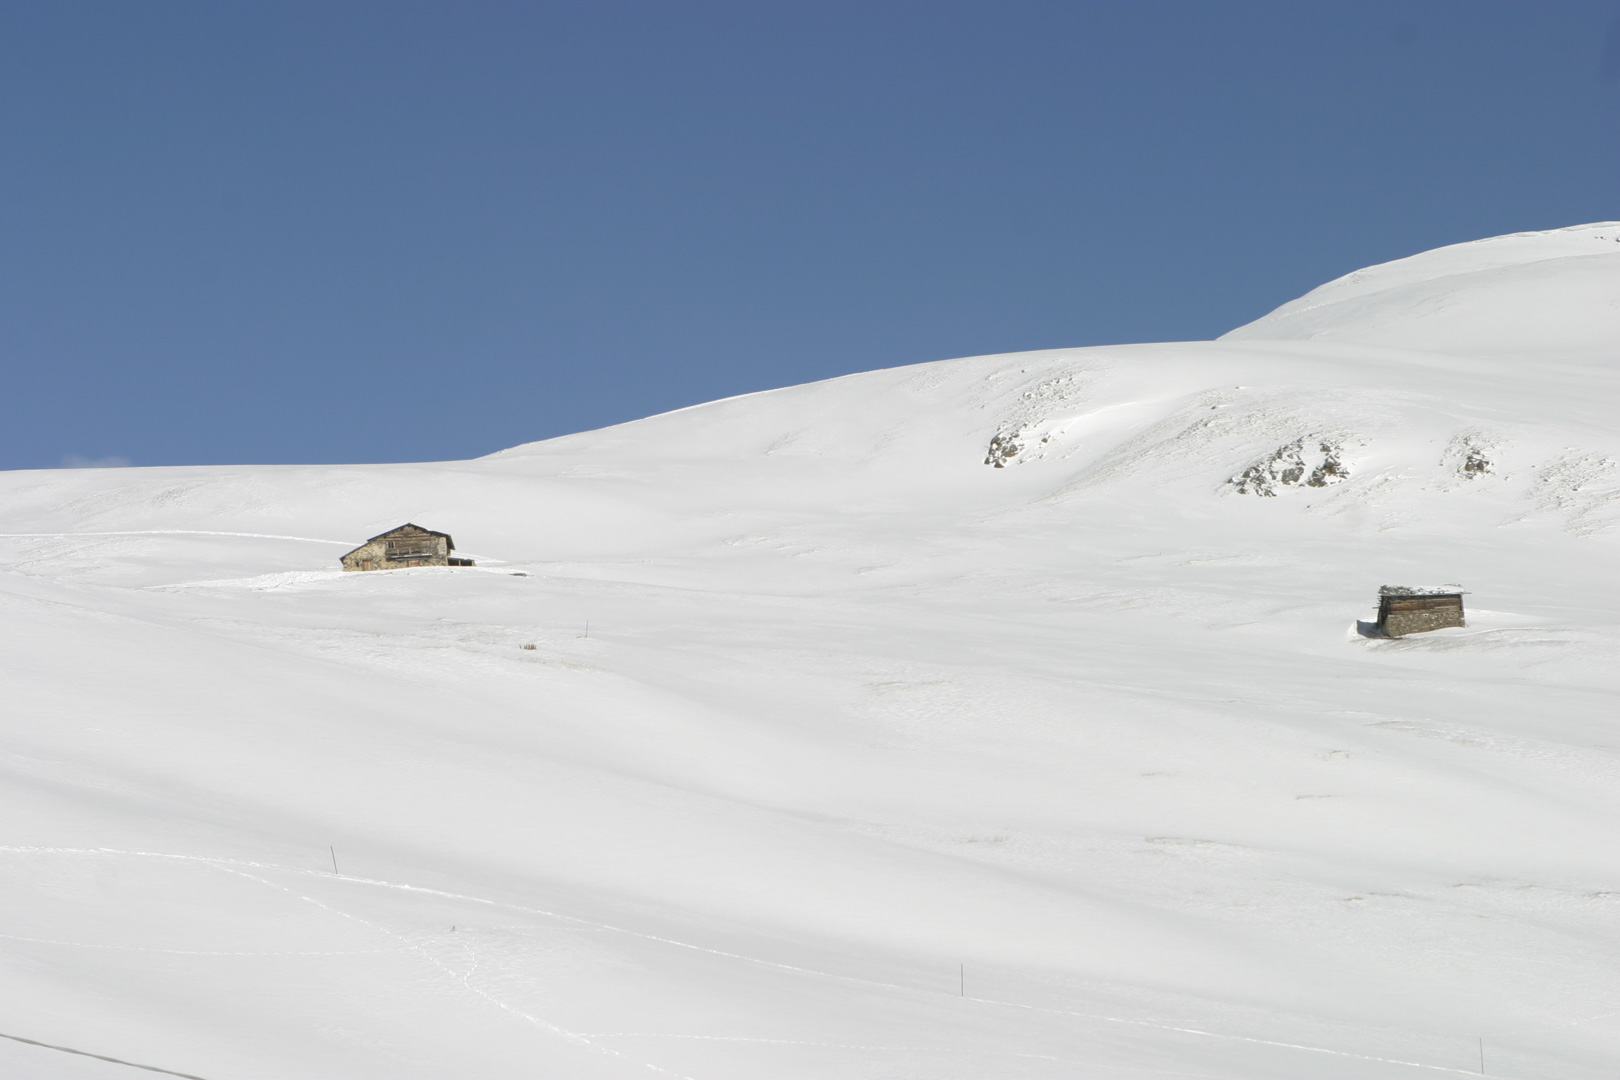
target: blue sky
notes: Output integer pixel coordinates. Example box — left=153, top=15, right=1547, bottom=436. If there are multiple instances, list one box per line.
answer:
left=3, top=1, right=1616, bottom=469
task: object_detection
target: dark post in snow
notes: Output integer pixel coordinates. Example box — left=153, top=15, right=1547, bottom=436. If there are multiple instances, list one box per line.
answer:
left=330, top=846, right=339, bottom=875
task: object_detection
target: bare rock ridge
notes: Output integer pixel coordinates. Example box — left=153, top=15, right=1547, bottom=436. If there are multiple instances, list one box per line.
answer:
left=1227, top=438, right=1349, bottom=497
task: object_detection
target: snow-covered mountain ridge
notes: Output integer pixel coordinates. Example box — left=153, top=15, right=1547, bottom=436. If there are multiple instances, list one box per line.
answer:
left=1, top=226, right=1616, bottom=1079
left=1224, top=220, right=1620, bottom=356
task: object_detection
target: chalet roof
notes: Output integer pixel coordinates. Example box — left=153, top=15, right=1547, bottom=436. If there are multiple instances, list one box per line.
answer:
left=1379, top=585, right=1464, bottom=597
left=365, top=523, right=455, bottom=548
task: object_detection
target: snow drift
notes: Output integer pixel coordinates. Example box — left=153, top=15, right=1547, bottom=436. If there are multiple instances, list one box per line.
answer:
left=1, top=225, right=1617, bottom=1080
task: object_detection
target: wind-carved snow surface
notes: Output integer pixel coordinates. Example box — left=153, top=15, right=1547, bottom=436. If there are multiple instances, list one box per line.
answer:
left=2, top=225, right=1619, bottom=1080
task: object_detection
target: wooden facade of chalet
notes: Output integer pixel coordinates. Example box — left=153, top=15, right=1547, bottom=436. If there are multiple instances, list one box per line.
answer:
left=340, top=524, right=474, bottom=572
left=1376, top=586, right=1465, bottom=638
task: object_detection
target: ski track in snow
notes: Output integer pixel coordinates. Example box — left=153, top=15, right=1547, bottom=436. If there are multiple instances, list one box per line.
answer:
left=0, top=529, right=354, bottom=544
left=0, top=931, right=391, bottom=957
left=0, top=846, right=1532, bottom=1079
left=201, top=861, right=700, bottom=1080
left=0, top=1031, right=215, bottom=1080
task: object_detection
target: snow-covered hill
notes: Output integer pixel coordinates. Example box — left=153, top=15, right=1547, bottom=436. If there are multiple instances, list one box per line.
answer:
left=1224, top=220, right=1620, bottom=358
left=2, top=225, right=1617, bottom=1080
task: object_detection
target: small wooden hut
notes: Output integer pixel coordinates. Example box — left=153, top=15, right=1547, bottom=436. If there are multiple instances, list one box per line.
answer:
left=1376, top=586, right=1465, bottom=638
left=340, top=524, right=474, bottom=572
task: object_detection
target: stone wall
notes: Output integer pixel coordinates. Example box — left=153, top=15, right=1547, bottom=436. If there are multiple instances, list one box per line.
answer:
left=1378, top=595, right=1465, bottom=637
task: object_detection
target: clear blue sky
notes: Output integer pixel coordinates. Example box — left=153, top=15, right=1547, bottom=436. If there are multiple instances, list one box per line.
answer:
left=3, top=1, right=1616, bottom=469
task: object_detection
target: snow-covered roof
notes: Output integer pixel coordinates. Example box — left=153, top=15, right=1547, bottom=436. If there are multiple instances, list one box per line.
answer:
left=1378, top=585, right=1465, bottom=597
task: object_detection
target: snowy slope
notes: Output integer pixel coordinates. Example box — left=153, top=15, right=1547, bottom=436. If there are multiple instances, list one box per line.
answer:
left=2, top=225, right=1617, bottom=1080
left=1223, top=220, right=1620, bottom=357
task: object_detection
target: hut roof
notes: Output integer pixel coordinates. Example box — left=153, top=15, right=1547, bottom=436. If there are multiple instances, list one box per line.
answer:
left=1379, top=585, right=1464, bottom=597
left=365, top=523, right=456, bottom=549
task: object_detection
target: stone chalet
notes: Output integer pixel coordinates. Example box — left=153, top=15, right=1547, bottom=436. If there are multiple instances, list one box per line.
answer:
left=1376, top=585, right=1465, bottom=638
left=340, top=524, right=474, bottom=572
